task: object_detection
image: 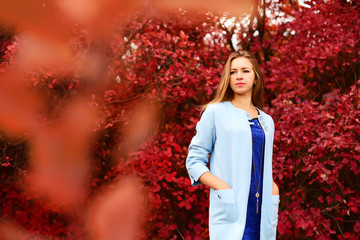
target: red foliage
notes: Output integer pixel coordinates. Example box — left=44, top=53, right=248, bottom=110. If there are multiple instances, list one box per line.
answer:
left=261, top=1, right=360, bottom=238
left=0, top=0, right=359, bottom=239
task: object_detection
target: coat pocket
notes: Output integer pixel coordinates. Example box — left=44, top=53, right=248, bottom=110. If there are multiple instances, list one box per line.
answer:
left=271, top=195, right=280, bottom=228
left=210, top=189, right=238, bottom=225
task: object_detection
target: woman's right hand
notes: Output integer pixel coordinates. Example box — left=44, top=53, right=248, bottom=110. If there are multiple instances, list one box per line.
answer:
left=199, top=171, right=231, bottom=190
left=272, top=181, right=279, bottom=195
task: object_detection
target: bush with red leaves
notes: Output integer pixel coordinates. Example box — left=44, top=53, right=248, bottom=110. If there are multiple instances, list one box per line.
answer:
left=0, top=0, right=359, bottom=239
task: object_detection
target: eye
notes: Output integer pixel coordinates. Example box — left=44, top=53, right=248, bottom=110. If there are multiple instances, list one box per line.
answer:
left=230, top=71, right=236, bottom=75
left=243, top=70, right=250, bottom=73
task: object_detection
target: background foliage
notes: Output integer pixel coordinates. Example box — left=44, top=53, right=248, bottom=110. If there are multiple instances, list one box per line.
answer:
left=0, top=0, right=359, bottom=239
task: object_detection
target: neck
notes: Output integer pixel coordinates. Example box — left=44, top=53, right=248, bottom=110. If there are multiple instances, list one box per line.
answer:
left=231, top=94, right=254, bottom=112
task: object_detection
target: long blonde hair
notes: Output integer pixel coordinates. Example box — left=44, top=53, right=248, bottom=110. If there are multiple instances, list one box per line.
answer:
left=202, top=51, right=264, bottom=111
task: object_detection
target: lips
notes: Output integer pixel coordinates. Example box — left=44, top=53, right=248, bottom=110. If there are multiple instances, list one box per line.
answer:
left=235, top=83, right=245, bottom=86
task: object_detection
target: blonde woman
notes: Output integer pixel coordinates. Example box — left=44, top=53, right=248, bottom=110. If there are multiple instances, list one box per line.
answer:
left=186, top=51, right=280, bottom=239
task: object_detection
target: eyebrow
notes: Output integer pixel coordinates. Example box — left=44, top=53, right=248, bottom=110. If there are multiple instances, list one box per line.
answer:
left=230, top=67, right=250, bottom=70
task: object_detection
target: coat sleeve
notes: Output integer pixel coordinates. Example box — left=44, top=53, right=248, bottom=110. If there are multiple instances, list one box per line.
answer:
left=185, top=104, right=216, bottom=186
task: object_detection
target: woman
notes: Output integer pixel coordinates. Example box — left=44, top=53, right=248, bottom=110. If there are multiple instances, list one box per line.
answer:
left=185, top=51, right=280, bottom=240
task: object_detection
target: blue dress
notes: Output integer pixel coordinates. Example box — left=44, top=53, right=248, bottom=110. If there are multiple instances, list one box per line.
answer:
left=243, top=118, right=265, bottom=240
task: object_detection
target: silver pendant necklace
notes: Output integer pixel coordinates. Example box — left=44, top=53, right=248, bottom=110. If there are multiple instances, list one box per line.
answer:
left=251, top=119, right=265, bottom=214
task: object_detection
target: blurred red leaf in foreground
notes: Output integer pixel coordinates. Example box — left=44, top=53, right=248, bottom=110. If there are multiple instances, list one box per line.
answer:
left=156, top=0, right=252, bottom=16
left=0, top=72, right=41, bottom=137
left=24, top=99, right=98, bottom=211
left=118, top=100, right=163, bottom=158
left=16, top=33, right=73, bottom=69
left=0, top=0, right=69, bottom=42
left=87, top=177, right=146, bottom=240
left=0, top=221, right=45, bottom=240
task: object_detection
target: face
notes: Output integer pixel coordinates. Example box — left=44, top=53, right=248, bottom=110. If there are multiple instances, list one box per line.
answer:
left=229, top=57, right=256, bottom=97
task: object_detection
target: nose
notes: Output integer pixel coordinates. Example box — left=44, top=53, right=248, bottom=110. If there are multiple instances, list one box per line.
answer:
left=236, top=71, right=243, bottom=79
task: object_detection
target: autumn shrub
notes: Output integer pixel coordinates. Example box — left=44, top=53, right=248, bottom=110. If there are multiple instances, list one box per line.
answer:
left=0, top=0, right=359, bottom=239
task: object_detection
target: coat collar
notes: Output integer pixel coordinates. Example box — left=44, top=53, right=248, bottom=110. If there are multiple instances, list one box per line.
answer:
left=226, top=101, right=269, bottom=131
left=226, top=101, right=263, bottom=119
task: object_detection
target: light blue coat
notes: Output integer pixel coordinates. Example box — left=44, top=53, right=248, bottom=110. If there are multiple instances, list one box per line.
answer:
left=186, top=101, right=280, bottom=239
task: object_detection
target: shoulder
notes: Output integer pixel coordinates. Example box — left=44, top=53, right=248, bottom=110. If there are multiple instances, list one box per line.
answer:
left=204, top=101, right=229, bottom=113
left=199, top=102, right=230, bottom=123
